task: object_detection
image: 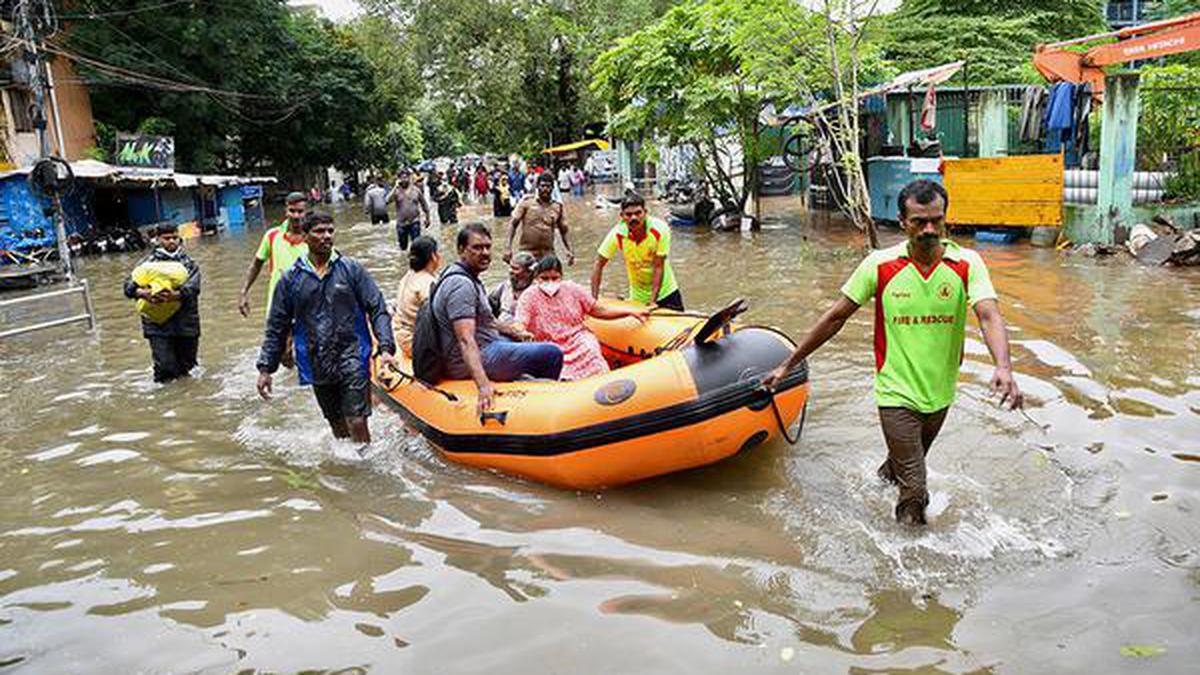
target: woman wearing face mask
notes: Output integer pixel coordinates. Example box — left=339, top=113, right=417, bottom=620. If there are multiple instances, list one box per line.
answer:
left=394, top=236, right=441, bottom=357
left=515, top=255, right=650, bottom=381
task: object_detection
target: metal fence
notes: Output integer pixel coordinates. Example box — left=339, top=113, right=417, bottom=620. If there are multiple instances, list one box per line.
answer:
left=0, top=281, right=95, bottom=340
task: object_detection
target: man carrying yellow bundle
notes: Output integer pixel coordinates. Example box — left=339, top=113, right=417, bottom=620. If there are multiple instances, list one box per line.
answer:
left=124, top=223, right=202, bottom=382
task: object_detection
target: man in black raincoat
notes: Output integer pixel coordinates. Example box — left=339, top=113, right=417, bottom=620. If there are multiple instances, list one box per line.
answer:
left=256, top=211, right=396, bottom=444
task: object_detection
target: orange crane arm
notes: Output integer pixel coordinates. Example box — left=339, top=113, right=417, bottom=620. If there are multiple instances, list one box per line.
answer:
left=1033, top=12, right=1200, bottom=95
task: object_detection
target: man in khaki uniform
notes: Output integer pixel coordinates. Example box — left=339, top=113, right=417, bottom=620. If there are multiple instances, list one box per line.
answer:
left=505, top=172, right=575, bottom=265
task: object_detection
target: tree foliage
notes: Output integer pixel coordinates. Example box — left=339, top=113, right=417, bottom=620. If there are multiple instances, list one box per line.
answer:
left=65, top=0, right=381, bottom=174
left=1152, top=0, right=1200, bottom=19
left=879, top=0, right=1109, bottom=84
left=362, top=0, right=675, bottom=154
left=592, top=0, right=881, bottom=211
left=1139, top=64, right=1200, bottom=170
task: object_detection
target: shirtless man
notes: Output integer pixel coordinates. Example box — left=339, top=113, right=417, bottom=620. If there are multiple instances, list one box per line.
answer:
left=504, top=172, right=575, bottom=265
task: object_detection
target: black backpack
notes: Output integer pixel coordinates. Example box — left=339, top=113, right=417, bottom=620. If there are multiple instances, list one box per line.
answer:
left=411, top=264, right=478, bottom=383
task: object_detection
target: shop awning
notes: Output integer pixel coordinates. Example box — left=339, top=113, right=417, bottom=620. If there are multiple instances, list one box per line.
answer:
left=542, top=139, right=610, bottom=155
left=0, top=159, right=275, bottom=188
left=772, top=60, right=967, bottom=125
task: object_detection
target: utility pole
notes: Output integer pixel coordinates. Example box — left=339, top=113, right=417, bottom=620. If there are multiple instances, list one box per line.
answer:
left=0, top=1, right=96, bottom=341
left=14, top=0, right=72, bottom=280
left=15, top=0, right=53, bottom=158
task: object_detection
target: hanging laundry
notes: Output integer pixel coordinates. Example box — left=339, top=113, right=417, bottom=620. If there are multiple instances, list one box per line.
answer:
left=1043, top=81, right=1079, bottom=165
left=1044, top=82, right=1076, bottom=132
left=920, top=83, right=937, bottom=132
left=1072, top=82, right=1094, bottom=157
left=1019, top=85, right=1047, bottom=142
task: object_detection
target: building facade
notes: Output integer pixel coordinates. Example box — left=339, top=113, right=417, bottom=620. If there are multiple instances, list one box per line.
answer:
left=2, top=54, right=97, bottom=170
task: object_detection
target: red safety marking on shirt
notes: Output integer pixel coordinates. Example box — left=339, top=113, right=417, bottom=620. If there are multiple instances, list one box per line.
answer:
left=943, top=258, right=970, bottom=289
left=874, top=258, right=910, bottom=372
left=942, top=257, right=970, bottom=364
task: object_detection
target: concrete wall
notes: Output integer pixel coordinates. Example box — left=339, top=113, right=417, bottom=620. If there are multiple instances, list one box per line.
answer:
left=1065, top=202, right=1200, bottom=243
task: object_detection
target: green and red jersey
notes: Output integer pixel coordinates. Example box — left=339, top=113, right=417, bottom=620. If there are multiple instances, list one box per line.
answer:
left=841, top=239, right=997, bottom=412
left=596, top=217, right=678, bottom=304
left=255, top=221, right=308, bottom=313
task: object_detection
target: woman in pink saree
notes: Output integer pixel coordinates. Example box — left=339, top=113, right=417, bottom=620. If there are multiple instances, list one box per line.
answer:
left=515, top=255, right=649, bottom=380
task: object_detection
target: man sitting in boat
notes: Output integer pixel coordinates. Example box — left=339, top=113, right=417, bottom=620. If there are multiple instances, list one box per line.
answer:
left=488, top=251, right=536, bottom=322
left=514, top=254, right=649, bottom=381
left=434, top=223, right=564, bottom=412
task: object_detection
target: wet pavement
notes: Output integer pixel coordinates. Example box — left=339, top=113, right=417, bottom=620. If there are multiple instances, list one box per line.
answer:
left=1, top=193, right=1198, bottom=673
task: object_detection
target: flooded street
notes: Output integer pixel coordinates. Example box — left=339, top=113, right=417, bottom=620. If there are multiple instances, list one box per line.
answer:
left=2, top=194, right=1199, bottom=673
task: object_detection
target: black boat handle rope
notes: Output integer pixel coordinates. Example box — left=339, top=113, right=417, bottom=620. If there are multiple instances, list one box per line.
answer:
left=377, top=362, right=459, bottom=402
left=765, top=387, right=805, bottom=445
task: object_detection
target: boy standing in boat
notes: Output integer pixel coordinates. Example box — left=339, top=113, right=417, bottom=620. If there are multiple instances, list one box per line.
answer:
left=123, top=223, right=202, bottom=383
left=763, top=180, right=1022, bottom=526
left=255, top=211, right=396, bottom=445
left=591, top=193, right=683, bottom=311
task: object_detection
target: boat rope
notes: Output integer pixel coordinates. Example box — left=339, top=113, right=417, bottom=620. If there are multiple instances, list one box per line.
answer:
left=766, top=389, right=804, bottom=445
left=378, top=362, right=459, bottom=402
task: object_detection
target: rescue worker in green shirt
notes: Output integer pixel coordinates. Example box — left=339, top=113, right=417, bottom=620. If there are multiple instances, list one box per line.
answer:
left=590, top=193, right=683, bottom=310
left=237, top=191, right=309, bottom=366
left=763, top=180, right=1023, bottom=526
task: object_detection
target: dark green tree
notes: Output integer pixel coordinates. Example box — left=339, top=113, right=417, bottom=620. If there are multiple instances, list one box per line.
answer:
left=879, top=0, right=1109, bottom=84
left=64, top=0, right=380, bottom=174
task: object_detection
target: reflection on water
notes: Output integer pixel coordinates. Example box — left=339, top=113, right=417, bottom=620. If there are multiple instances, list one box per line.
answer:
left=2, top=195, right=1199, bottom=672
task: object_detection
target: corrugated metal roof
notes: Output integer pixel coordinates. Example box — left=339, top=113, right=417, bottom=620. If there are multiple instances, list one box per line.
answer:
left=0, top=159, right=276, bottom=188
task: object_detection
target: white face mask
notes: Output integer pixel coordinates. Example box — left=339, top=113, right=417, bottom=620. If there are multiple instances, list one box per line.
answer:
left=538, top=281, right=561, bottom=296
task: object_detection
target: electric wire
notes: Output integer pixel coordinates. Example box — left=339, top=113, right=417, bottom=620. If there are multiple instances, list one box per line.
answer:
left=57, top=0, right=197, bottom=20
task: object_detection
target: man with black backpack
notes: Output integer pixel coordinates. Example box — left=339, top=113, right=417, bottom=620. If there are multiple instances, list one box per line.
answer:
left=256, top=211, right=397, bottom=446
left=412, top=222, right=562, bottom=416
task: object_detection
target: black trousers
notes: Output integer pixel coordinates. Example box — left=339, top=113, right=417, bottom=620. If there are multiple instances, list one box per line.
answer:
left=656, top=289, right=685, bottom=311
left=148, top=335, right=198, bottom=382
left=395, top=220, right=421, bottom=249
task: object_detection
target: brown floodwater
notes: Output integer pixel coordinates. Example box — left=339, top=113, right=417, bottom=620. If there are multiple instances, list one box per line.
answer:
left=1, top=193, right=1198, bottom=673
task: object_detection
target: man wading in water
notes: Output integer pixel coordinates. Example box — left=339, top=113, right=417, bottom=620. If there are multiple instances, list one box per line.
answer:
left=391, top=171, right=430, bottom=251
left=237, top=191, right=308, bottom=367
left=256, top=211, right=396, bottom=445
left=505, top=172, right=574, bottom=264
left=763, top=179, right=1023, bottom=526
left=591, top=193, right=684, bottom=311
left=124, top=223, right=201, bottom=383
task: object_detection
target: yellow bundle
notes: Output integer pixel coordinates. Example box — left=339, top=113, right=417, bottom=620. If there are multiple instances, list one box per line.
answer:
left=132, top=260, right=189, bottom=324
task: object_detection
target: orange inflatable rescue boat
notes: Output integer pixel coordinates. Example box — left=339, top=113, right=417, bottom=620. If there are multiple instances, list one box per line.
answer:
left=372, top=299, right=809, bottom=490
